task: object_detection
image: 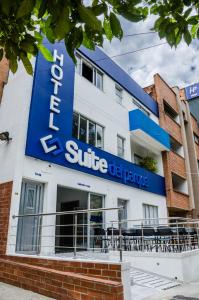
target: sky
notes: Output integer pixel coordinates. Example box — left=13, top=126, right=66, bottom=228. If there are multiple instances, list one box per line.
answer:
left=102, top=16, right=199, bottom=89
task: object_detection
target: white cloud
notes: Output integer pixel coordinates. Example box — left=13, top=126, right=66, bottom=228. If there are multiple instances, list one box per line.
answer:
left=102, top=16, right=199, bottom=89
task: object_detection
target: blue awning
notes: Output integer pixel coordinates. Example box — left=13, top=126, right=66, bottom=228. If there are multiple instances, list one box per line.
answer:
left=129, top=109, right=170, bottom=151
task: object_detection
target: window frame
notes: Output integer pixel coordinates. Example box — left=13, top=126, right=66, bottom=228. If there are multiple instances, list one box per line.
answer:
left=115, top=84, right=123, bottom=105
left=72, top=112, right=104, bottom=149
left=117, top=135, right=125, bottom=158
left=143, top=203, right=159, bottom=225
left=75, top=52, right=103, bottom=91
left=132, top=98, right=150, bottom=117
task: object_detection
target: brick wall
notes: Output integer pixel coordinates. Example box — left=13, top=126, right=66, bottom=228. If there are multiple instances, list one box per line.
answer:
left=170, top=191, right=190, bottom=211
left=0, top=57, right=9, bottom=103
left=154, top=73, right=179, bottom=113
left=169, top=151, right=186, bottom=178
left=145, top=75, right=191, bottom=216
left=0, top=182, right=12, bottom=255
left=0, top=258, right=123, bottom=300
left=4, top=255, right=122, bottom=282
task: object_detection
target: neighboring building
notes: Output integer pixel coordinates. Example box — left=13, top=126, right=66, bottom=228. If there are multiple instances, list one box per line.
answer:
left=183, top=82, right=199, bottom=123
left=145, top=75, right=199, bottom=218
left=0, top=42, right=170, bottom=257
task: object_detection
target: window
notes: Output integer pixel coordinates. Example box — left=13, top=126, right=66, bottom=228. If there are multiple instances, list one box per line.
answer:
left=72, top=112, right=104, bottom=149
left=132, top=98, right=150, bottom=116
left=117, top=135, right=125, bottom=158
left=170, top=136, right=183, bottom=156
left=143, top=204, right=158, bottom=225
left=82, top=61, right=93, bottom=83
left=163, top=101, right=178, bottom=122
left=134, top=153, right=143, bottom=165
left=76, top=53, right=103, bottom=90
left=118, top=199, right=128, bottom=229
left=115, top=85, right=123, bottom=105
left=194, top=133, right=199, bottom=144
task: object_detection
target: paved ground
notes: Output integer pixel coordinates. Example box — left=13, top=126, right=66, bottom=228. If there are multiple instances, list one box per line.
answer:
left=0, top=282, right=53, bottom=300
left=1, top=280, right=199, bottom=300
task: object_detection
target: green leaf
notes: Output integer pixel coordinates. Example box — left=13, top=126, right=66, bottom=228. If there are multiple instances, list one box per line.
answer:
left=34, top=31, right=43, bottom=44
left=65, top=27, right=83, bottom=63
left=110, top=12, right=123, bottom=39
left=37, top=44, right=53, bottom=61
left=103, top=18, right=113, bottom=41
left=0, top=49, right=3, bottom=61
left=16, top=0, right=35, bottom=19
left=82, top=32, right=95, bottom=50
left=92, top=3, right=107, bottom=16
left=184, top=29, right=192, bottom=45
left=78, top=5, right=101, bottom=31
left=54, top=7, right=71, bottom=40
left=20, top=53, right=33, bottom=75
left=188, top=16, right=198, bottom=25
left=9, top=58, right=18, bottom=74
left=184, top=7, right=192, bottom=19
left=38, top=0, right=47, bottom=18
left=1, top=0, right=12, bottom=15
left=197, top=27, right=199, bottom=39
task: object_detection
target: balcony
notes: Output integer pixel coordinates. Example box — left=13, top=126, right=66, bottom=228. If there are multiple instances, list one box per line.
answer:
left=170, top=190, right=190, bottom=211
left=169, top=151, right=186, bottom=178
left=129, top=109, right=170, bottom=152
left=164, top=114, right=182, bottom=144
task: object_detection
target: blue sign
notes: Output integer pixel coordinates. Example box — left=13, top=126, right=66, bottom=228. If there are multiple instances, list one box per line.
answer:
left=25, top=41, right=166, bottom=196
left=185, top=83, right=199, bottom=100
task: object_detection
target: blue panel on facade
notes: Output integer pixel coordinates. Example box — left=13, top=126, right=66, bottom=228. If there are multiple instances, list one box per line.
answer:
left=25, top=41, right=166, bottom=196
left=78, top=46, right=159, bottom=117
left=129, top=109, right=170, bottom=150
left=185, top=82, right=199, bottom=100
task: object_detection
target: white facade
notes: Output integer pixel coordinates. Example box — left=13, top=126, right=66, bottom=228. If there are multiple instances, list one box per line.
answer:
left=0, top=49, right=168, bottom=256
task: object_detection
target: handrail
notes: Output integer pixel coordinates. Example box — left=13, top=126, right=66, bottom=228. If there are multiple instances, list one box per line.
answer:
left=12, top=206, right=123, bottom=219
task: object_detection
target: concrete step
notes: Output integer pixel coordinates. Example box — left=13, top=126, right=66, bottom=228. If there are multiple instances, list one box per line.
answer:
left=130, top=268, right=181, bottom=291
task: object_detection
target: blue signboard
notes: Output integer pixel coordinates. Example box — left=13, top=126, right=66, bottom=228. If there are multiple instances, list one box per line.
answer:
left=25, top=41, right=166, bottom=196
left=185, top=83, right=199, bottom=100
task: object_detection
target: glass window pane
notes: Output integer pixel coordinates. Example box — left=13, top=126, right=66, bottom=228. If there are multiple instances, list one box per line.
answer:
left=96, top=71, right=103, bottom=90
left=115, top=86, right=122, bottom=104
left=89, top=121, right=96, bottom=146
left=82, top=62, right=93, bottom=83
left=117, top=136, right=125, bottom=158
left=96, top=125, right=103, bottom=149
left=79, top=116, right=87, bottom=143
left=72, top=113, right=79, bottom=139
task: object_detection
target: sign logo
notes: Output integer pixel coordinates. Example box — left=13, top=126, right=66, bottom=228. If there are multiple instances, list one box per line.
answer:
left=25, top=41, right=166, bottom=196
left=185, top=83, right=199, bottom=100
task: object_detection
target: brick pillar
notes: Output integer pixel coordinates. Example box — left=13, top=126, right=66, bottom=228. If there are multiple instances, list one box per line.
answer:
left=0, top=182, right=13, bottom=256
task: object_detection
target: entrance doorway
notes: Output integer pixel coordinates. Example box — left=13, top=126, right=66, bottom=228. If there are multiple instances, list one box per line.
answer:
left=16, top=180, right=44, bottom=253
left=56, top=186, right=104, bottom=252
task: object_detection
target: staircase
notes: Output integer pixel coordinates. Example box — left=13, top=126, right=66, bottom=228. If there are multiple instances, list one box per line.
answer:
left=130, top=268, right=181, bottom=291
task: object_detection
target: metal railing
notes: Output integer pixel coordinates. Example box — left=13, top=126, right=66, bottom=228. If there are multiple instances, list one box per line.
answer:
left=9, top=209, right=199, bottom=262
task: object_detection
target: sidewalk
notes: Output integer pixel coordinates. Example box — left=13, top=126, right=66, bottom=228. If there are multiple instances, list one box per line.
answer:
left=0, top=282, right=54, bottom=300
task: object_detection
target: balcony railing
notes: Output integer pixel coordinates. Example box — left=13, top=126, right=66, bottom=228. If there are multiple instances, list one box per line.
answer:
left=10, top=208, right=199, bottom=261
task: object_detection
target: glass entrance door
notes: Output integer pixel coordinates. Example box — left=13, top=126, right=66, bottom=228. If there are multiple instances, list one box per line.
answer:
left=118, top=199, right=128, bottom=229
left=88, top=193, right=104, bottom=249
left=16, top=181, right=44, bottom=253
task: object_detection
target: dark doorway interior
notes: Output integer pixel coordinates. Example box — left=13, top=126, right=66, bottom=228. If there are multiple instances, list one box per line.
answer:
left=55, top=187, right=88, bottom=253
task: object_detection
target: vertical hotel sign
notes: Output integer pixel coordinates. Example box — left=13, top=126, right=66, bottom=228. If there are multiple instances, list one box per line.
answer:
left=26, top=41, right=166, bottom=196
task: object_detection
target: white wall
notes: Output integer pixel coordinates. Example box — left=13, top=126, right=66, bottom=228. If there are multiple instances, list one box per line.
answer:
left=0, top=53, right=168, bottom=256
left=110, top=249, right=199, bottom=283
